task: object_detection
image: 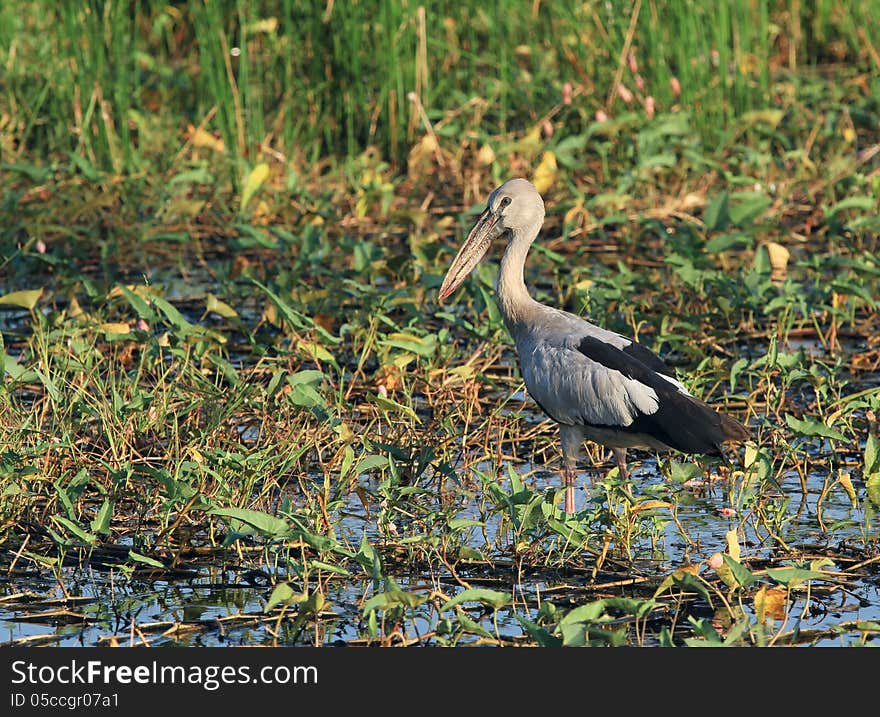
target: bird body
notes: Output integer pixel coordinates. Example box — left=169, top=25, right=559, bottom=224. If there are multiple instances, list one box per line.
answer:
left=439, top=179, right=748, bottom=513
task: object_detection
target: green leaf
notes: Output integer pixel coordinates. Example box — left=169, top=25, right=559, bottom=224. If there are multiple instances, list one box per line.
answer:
left=765, top=567, right=830, bottom=587
left=377, top=333, right=437, bottom=358
left=722, top=554, right=756, bottom=588
left=559, top=600, right=607, bottom=625
left=128, top=550, right=166, bottom=568
left=516, top=615, right=562, bottom=646
left=826, top=196, right=875, bottom=217
left=169, top=167, right=214, bottom=186
left=120, top=286, right=155, bottom=320
left=362, top=582, right=427, bottom=612
left=864, top=433, right=879, bottom=474
left=684, top=617, right=724, bottom=646
left=2, top=353, right=32, bottom=381
left=369, top=393, right=419, bottom=422
left=208, top=507, right=290, bottom=538
left=448, top=518, right=484, bottom=531
left=151, top=295, right=193, bottom=333
left=0, top=289, right=42, bottom=310
left=456, top=611, right=495, bottom=639
left=867, top=471, right=880, bottom=507
left=206, top=294, right=238, bottom=319
left=704, top=191, right=729, bottom=232
left=705, top=233, right=751, bottom=253
left=785, top=414, right=847, bottom=441
left=265, top=583, right=296, bottom=611
left=53, top=516, right=97, bottom=545
left=68, top=152, right=102, bottom=181
left=309, top=559, right=350, bottom=576
left=729, top=357, right=749, bottom=391
left=287, top=370, right=325, bottom=387
left=90, top=500, right=113, bottom=535
left=0, top=161, right=50, bottom=182
left=352, top=454, right=389, bottom=477
left=729, top=192, right=771, bottom=226
left=240, top=162, right=270, bottom=212
left=287, top=382, right=326, bottom=408
left=440, top=588, right=511, bottom=611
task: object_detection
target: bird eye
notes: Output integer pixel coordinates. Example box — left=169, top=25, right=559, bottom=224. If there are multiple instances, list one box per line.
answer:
left=500, top=197, right=511, bottom=209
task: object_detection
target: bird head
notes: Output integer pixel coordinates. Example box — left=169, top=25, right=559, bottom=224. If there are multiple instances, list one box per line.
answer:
left=438, top=178, right=545, bottom=301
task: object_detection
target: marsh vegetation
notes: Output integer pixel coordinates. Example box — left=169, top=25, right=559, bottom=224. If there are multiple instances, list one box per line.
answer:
left=1, top=1, right=879, bottom=646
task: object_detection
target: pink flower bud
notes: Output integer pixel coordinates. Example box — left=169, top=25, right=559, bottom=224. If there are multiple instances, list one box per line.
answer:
left=595, top=109, right=608, bottom=122
left=136, top=319, right=150, bottom=332
left=635, top=74, right=645, bottom=91
left=617, top=83, right=634, bottom=104
left=719, top=507, right=736, bottom=518
left=670, top=76, right=681, bottom=97
left=628, top=50, right=638, bottom=74
left=708, top=553, right=724, bottom=569
left=645, top=95, right=655, bottom=119
left=36, top=240, right=47, bottom=254
left=562, top=82, right=572, bottom=106
left=542, top=120, right=554, bottom=138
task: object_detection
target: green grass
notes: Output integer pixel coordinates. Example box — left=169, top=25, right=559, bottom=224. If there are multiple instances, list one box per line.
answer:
left=2, top=1, right=880, bottom=175
left=0, top=2, right=879, bottom=646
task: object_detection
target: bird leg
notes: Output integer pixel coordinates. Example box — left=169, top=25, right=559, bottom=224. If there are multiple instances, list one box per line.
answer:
left=559, top=425, right=584, bottom=515
left=612, top=447, right=631, bottom=490
left=562, top=464, right=576, bottom=515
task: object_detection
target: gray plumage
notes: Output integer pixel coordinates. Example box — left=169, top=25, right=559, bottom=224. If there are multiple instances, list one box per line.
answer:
left=439, top=178, right=749, bottom=514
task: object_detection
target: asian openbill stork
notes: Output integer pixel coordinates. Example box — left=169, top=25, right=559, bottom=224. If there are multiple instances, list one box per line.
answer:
left=438, top=178, right=749, bottom=514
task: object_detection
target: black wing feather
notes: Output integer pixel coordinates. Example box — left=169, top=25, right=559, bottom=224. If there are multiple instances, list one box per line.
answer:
left=575, top=336, right=744, bottom=455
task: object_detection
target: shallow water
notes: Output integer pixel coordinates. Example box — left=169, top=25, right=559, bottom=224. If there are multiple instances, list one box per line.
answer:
left=2, top=450, right=877, bottom=647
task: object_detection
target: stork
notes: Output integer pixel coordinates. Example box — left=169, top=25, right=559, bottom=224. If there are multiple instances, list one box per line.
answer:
left=439, top=178, right=749, bottom=514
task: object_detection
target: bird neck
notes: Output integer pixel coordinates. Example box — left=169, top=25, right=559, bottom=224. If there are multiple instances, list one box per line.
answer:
left=496, top=223, right=541, bottom=330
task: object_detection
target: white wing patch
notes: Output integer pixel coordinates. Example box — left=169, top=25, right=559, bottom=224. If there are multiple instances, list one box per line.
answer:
left=658, top=371, right=690, bottom=395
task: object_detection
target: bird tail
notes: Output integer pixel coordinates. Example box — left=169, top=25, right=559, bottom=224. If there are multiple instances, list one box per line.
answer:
left=717, top=412, right=750, bottom=444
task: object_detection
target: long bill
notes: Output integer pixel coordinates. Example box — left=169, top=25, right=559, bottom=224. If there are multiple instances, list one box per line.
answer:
left=438, top=208, right=503, bottom=301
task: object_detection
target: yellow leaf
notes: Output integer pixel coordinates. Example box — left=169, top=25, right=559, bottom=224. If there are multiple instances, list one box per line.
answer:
left=67, top=296, right=85, bottom=318
left=511, top=125, right=543, bottom=158
left=189, top=125, right=225, bottom=153
left=334, top=422, right=355, bottom=442
left=838, top=472, right=857, bottom=507
left=763, top=241, right=790, bottom=281
left=532, top=151, right=557, bottom=194
left=100, top=322, right=131, bottom=335
left=843, top=127, right=856, bottom=143
left=246, top=17, right=278, bottom=34
left=740, top=110, right=784, bottom=128
left=725, top=529, right=740, bottom=562
left=631, top=499, right=671, bottom=515
left=206, top=294, right=238, bottom=319
left=263, top=300, right=279, bottom=326
left=477, top=143, right=495, bottom=166
left=409, top=134, right=439, bottom=168
left=0, top=289, right=42, bottom=310
left=297, top=339, right=336, bottom=364
left=240, top=162, right=270, bottom=212
left=714, top=562, right=739, bottom=590
left=754, top=586, right=787, bottom=622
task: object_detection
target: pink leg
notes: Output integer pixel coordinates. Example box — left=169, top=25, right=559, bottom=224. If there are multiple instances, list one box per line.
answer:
left=562, top=465, right=576, bottom=515
left=612, top=447, right=632, bottom=494
left=559, top=425, right=584, bottom=515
